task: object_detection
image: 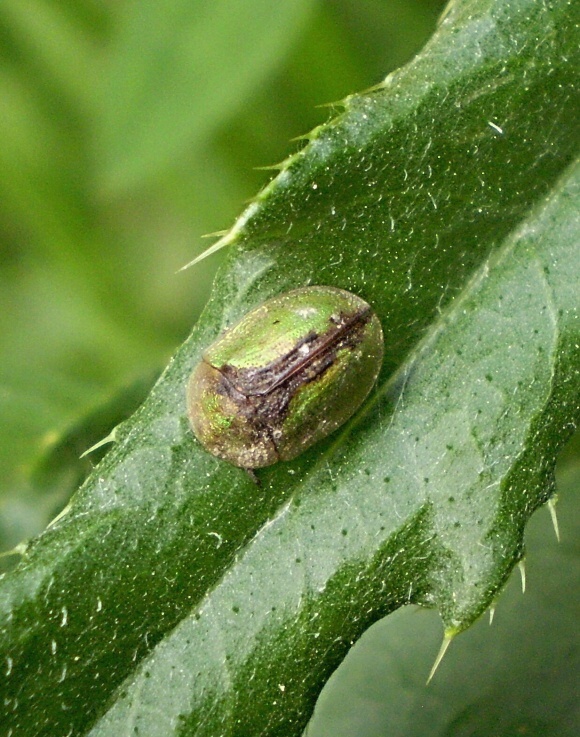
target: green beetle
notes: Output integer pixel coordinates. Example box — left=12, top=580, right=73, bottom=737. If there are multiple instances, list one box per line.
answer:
left=187, top=286, right=383, bottom=469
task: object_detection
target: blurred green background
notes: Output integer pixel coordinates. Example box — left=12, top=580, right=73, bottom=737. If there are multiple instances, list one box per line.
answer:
left=0, top=0, right=446, bottom=530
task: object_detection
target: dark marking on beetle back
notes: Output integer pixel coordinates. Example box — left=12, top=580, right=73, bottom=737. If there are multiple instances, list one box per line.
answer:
left=222, top=306, right=371, bottom=396
left=211, top=306, right=372, bottom=446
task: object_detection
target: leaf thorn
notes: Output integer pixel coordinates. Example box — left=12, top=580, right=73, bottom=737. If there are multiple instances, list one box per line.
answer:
left=0, top=542, right=28, bottom=560
left=254, top=163, right=285, bottom=172
left=547, top=496, right=560, bottom=542
left=201, top=229, right=229, bottom=239
left=178, top=199, right=262, bottom=272
left=80, top=428, right=118, bottom=458
left=518, top=559, right=526, bottom=594
left=47, top=501, right=72, bottom=529
left=427, top=631, right=454, bottom=684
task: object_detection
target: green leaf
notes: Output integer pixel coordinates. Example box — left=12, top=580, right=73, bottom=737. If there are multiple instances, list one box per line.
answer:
left=1, top=1, right=578, bottom=735
left=96, top=0, right=316, bottom=193
left=308, top=447, right=580, bottom=737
